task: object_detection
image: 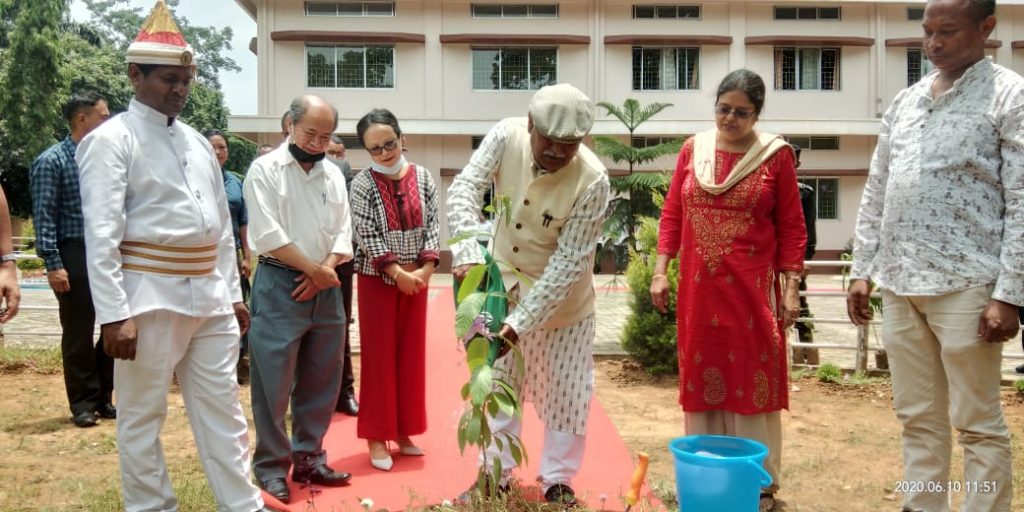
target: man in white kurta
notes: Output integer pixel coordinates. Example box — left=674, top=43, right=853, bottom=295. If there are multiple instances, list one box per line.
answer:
left=448, top=84, right=611, bottom=505
left=76, top=3, right=267, bottom=511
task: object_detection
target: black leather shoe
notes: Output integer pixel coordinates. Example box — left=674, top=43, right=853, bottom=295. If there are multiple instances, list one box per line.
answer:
left=73, top=411, right=99, bottom=428
left=96, top=403, right=117, bottom=419
left=1015, top=363, right=1024, bottom=374
left=544, top=484, right=577, bottom=506
left=259, top=478, right=291, bottom=504
left=336, top=391, right=359, bottom=416
left=291, top=451, right=352, bottom=487
left=455, top=480, right=511, bottom=504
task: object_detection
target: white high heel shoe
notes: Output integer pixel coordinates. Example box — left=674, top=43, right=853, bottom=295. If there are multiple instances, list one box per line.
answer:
left=369, top=441, right=394, bottom=471
left=398, top=445, right=424, bottom=456
left=397, top=436, right=424, bottom=456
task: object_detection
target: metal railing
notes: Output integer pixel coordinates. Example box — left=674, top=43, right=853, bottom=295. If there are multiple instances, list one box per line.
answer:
left=4, top=256, right=1024, bottom=372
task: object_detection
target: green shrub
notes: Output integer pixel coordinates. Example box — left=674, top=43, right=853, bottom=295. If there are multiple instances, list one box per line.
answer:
left=816, top=363, right=842, bottom=383
left=1015, top=379, right=1024, bottom=394
left=15, top=256, right=44, bottom=272
left=620, top=216, right=679, bottom=375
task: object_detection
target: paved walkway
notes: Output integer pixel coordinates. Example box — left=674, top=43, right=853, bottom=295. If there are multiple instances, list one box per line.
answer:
left=5, top=274, right=1023, bottom=378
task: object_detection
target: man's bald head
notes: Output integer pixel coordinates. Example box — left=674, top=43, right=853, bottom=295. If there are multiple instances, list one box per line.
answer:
left=288, top=95, right=338, bottom=128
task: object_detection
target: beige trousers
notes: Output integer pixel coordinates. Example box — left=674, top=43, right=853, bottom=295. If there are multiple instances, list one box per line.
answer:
left=684, top=410, right=782, bottom=493
left=882, top=285, right=1013, bottom=512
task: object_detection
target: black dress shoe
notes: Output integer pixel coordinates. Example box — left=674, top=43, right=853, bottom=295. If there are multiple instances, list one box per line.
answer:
left=73, top=411, right=99, bottom=428
left=1015, top=363, right=1024, bottom=374
left=291, top=463, right=352, bottom=487
left=259, top=478, right=291, bottom=504
left=96, top=403, right=117, bottom=419
left=336, top=393, right=359, bottom=416
left=544, top=484, right=577, bottom=506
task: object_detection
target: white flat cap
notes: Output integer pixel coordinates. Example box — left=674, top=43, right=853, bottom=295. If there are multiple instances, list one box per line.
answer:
left=528, top=84, right=595, bottom=143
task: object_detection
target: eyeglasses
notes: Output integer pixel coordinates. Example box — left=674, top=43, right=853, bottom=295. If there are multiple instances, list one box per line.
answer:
left=714, top=105, right=756, bottom=120
left=366, top=139, right=399, bottom=156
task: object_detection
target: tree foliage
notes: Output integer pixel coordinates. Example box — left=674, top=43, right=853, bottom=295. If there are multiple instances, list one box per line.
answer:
left=81, top=0, right=240, bottom=88
left=0, top=0, right=66, bottom=217
left=0, top=0, right=248, bottom=218
left=592, top=99, right=680, bottom=258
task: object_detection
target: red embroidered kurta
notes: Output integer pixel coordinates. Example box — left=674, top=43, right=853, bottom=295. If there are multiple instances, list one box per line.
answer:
left=658, top=137, right=806, bottom=415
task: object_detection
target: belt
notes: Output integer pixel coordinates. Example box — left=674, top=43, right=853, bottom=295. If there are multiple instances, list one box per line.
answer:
left=119, top=241, right=218, bottom=277
left=258, top=255, right=301, bottom=272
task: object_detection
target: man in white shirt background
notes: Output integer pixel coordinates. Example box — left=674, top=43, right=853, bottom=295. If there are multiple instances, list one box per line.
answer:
left=76, top=2, right=270, bottom=510
left=244, top=95, right=354, bottom=504
left=848, top=0, right=1021, bottom=510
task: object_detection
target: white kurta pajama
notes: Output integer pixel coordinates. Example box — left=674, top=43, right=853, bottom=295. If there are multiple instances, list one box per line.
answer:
left=447, top=117, right=610, bottom=490
left=77, top=98, right=264, bottom=512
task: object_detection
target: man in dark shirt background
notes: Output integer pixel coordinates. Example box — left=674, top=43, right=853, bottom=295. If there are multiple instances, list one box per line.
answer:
left=328, top=134, right=359, bottom=416
left=792, top=145, right=819, bottom=365
left=29, top=91, right=115, bottom=427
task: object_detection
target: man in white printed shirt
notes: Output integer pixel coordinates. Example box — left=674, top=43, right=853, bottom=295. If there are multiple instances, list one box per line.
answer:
left=244, top=95, right=354, bottom=505
left=76, top=2, right=270, bottom=510
left=448, top=84, right=611, bottom=506
left=848, top=0, right=1021, bottom=510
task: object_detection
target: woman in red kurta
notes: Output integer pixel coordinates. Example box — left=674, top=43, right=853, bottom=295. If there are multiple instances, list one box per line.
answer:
left=650, top=70, right=806, bottom=510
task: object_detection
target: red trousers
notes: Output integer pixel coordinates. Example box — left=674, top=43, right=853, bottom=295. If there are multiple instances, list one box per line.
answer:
left=356, top=274, right=428, bottom=440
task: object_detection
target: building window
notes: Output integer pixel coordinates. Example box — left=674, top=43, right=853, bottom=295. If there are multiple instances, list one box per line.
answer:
left=773, top=47, right=840, bottom=90
left=906, top=6, right=925, bottom=20
left=305, top=1, right=395, bottom=16
left=907, top=48, right=934, bottom=85
left=472, top=47, right=557, bottom=90
left=773, top=6, right=841, bottom=20
left=632, top=47, right=700, bottom=90
left=632, top=4, right=701, bottom=19
left=471, top=135, right=484, bottom=149
left=471, top=4, right=559, bottom=18
left=798, top=178, right=839, bottom=220
left=786, top=135, right=839, bottom=150
left=306, top=45, right=395, bottom=89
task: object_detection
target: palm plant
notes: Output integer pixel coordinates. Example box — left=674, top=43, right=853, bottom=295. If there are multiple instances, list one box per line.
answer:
left=593, top=99, right=681, bottom=256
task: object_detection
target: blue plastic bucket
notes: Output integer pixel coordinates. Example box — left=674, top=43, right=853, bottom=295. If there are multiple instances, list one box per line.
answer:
left=669, top=435, right=772, bottom=512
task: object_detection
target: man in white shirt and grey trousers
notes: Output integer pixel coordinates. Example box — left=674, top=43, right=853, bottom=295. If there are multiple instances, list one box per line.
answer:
left=244, top=94, right=355, bottom=505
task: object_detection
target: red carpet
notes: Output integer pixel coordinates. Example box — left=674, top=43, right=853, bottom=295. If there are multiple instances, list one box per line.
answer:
left=261, top=287, right=664, bottom=511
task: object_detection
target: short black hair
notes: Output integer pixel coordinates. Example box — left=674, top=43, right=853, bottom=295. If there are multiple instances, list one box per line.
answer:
left=716, top=69, right=766, bottom=116
left=133, top=63, right=160, bottom=76
left=965, top=0, right=996, bottom=22
left=202, top=128, right=227, bottom=141
left=62, top=91, right=105, bottom=123
left=356, top=108, right=402, bottom=146
left=792, top=144, right=803, bottom=160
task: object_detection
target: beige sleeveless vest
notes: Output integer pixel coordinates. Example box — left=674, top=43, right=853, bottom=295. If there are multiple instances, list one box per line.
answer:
left=491, top=117, right=606, bottom=329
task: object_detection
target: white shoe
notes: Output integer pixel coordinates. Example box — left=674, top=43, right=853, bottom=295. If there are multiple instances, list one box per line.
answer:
left=399, top=445, right=424, bottom=456
left=370, top=454, right=394, bottom=471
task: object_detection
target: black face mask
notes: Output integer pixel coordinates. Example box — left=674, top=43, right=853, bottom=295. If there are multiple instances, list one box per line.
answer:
left=289, top=143, right=326, bottom=164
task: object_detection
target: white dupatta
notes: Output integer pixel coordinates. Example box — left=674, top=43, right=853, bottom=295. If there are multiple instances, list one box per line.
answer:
left=692, top=129, right=790, bottom=195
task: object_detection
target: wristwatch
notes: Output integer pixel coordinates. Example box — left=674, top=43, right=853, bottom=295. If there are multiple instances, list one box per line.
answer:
left=0, top=253, right=16, bottom=264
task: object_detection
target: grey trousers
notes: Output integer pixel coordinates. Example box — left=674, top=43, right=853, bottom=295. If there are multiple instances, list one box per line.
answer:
left=248, top=264, right=345, bottom=483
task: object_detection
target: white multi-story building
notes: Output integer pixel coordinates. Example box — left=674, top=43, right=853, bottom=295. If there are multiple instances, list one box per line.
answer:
left=229, top=0, right=1024, bottom=267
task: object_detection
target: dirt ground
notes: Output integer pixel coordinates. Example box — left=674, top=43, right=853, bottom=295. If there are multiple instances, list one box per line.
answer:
left=0, top=356, right=1022, bottom=511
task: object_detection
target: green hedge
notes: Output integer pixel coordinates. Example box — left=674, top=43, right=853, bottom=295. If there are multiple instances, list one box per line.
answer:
left=620, top=216, right=680, bottom=375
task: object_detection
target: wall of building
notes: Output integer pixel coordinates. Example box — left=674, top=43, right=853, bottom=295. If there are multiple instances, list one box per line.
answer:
left=237, top=0, right=1024, bottom=256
